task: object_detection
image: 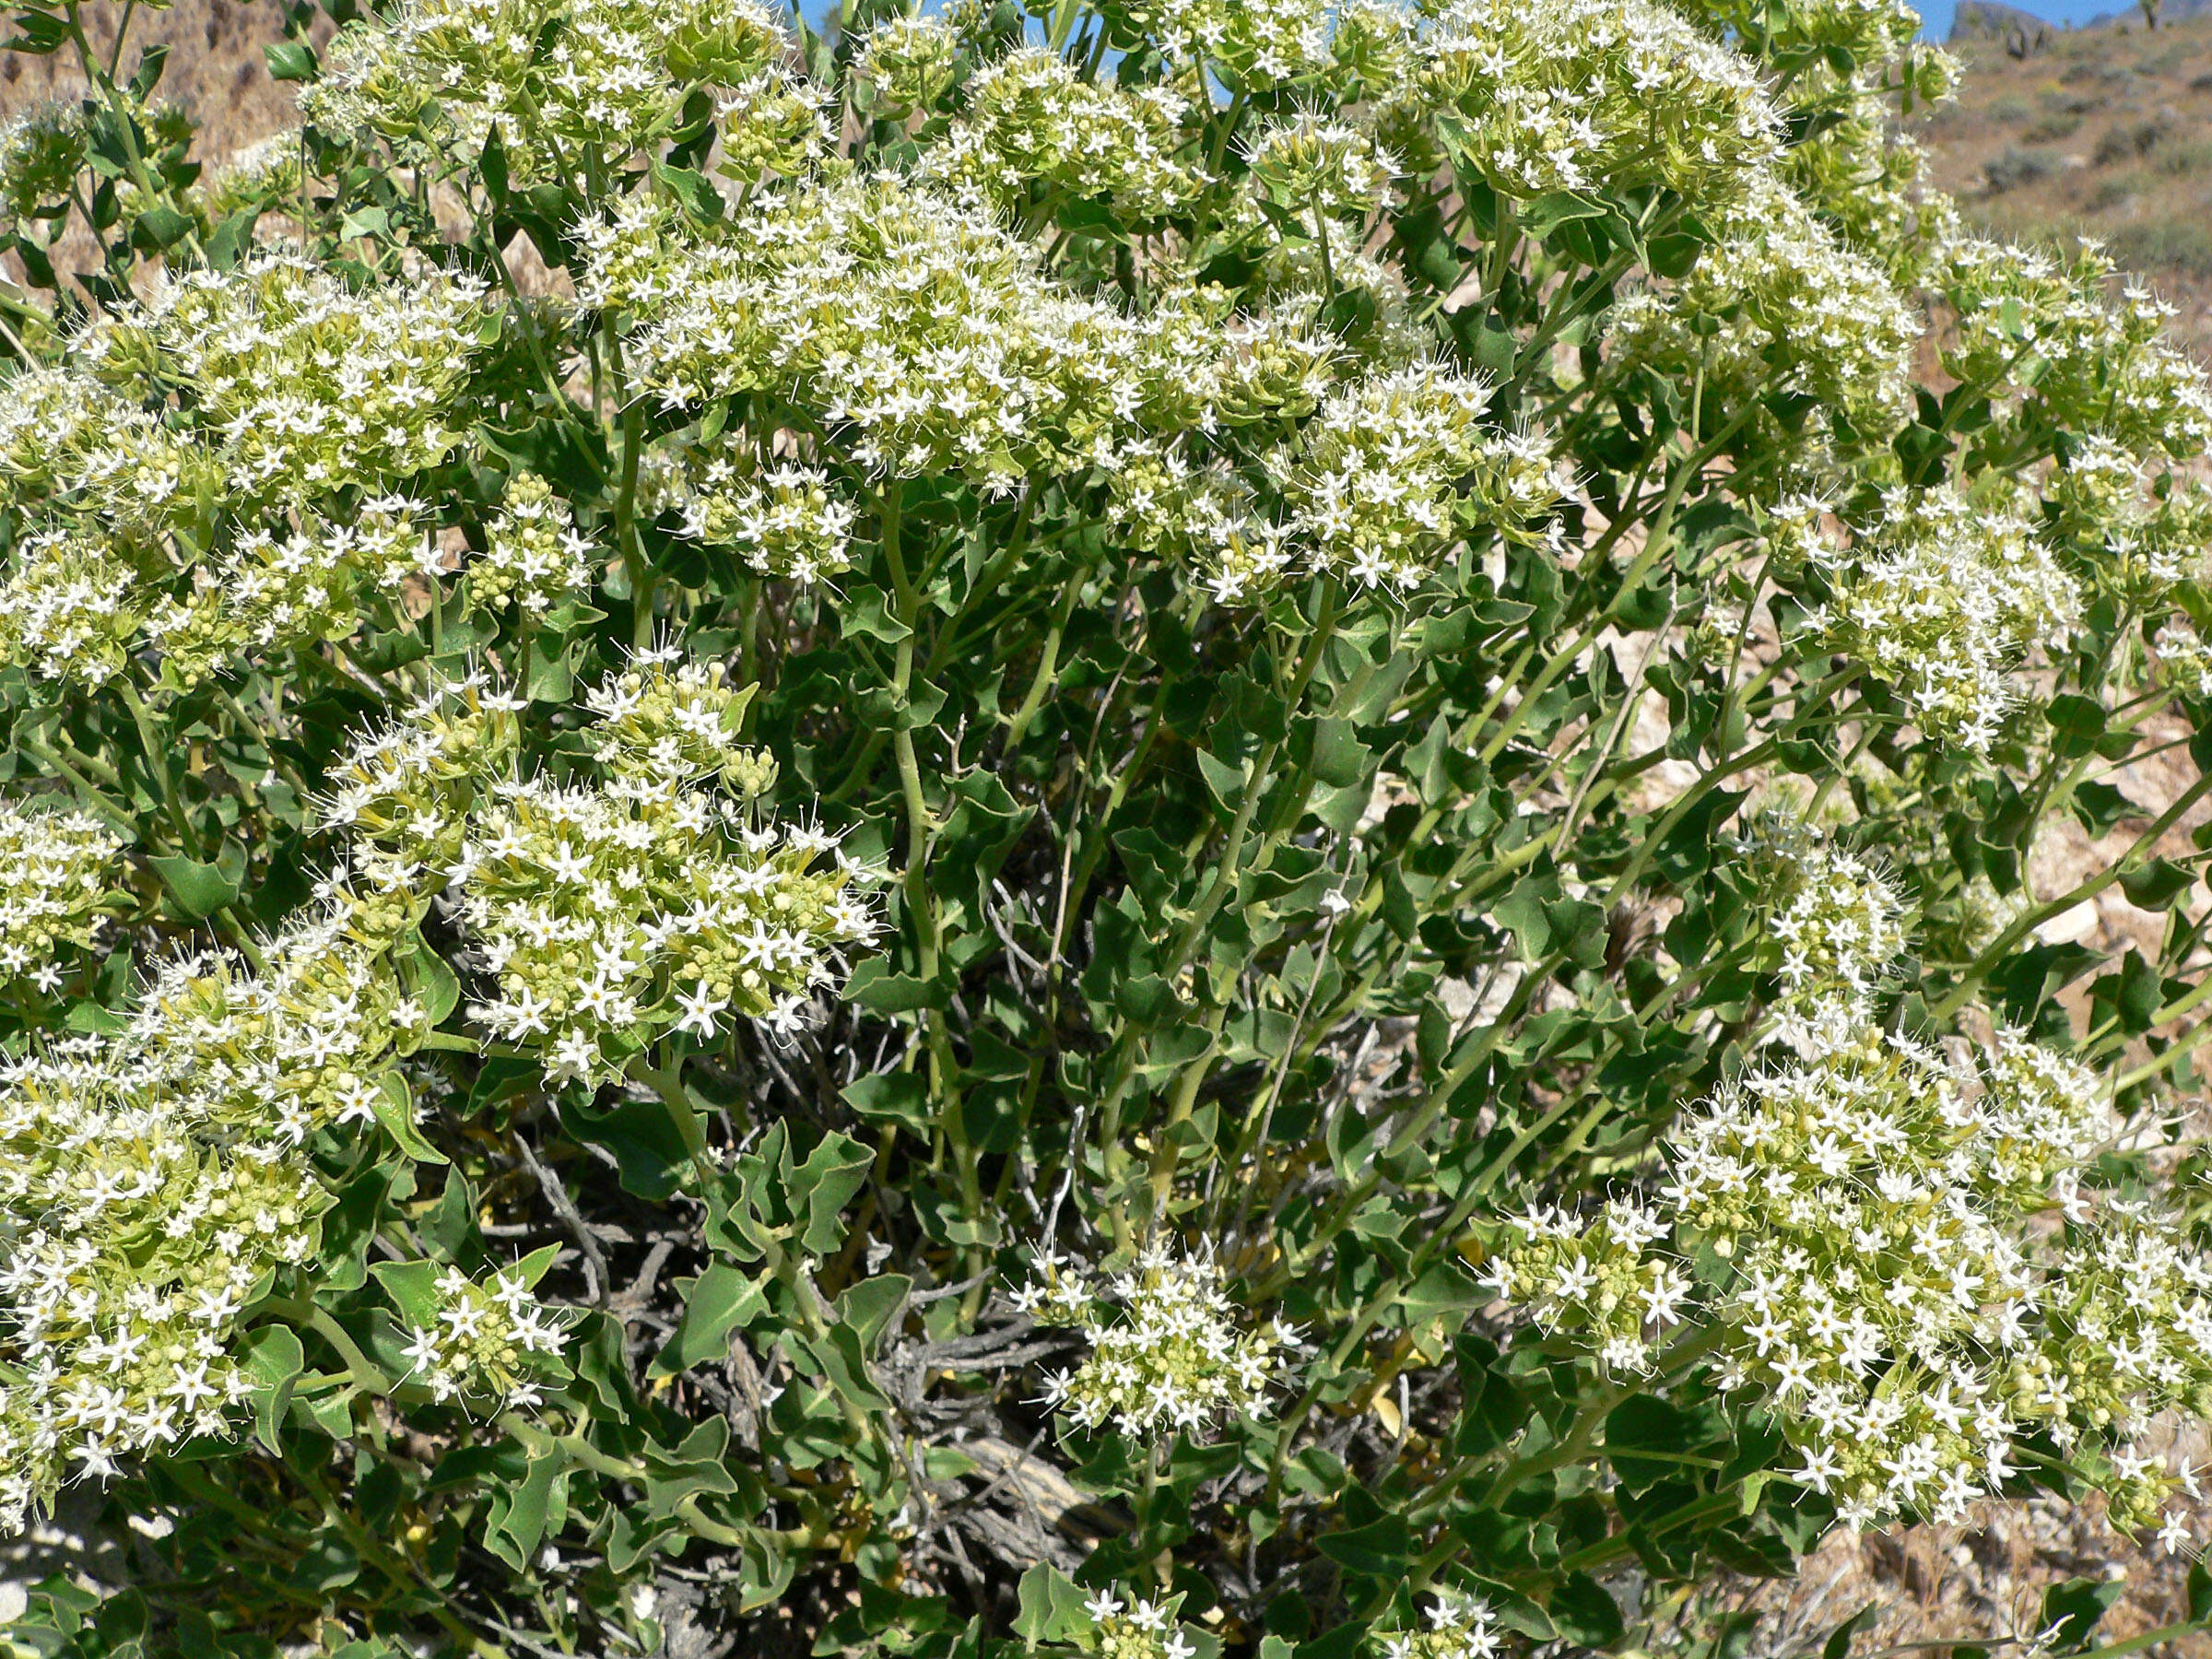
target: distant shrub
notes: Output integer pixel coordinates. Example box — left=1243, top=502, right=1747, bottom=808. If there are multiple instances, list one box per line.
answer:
left=1985, top=145, right=2059, bottom=191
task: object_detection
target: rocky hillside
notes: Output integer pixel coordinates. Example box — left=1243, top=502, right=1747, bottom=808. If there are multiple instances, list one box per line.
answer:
left=1919, top=6, right=2212, bottom=351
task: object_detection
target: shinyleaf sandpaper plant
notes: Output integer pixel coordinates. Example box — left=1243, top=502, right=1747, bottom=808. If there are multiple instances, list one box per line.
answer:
left=0, top=0, right=2209, bottom=1653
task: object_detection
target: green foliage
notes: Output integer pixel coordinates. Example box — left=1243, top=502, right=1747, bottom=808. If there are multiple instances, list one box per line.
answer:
left=0, top=0, right=2208, bottom=1654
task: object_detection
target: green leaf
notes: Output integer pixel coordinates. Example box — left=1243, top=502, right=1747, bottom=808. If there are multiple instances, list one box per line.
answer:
left=406, top=935, right=461, bottom=1029
left=150, top=846, right=243, bottom=921
left=2119, top=857, right=2195, bottom=912
left=649, top=1263, right=767, bottom=1377
left=1821, top=1605, right=1879, bottom=1659
left=265, top=41, right=318, bottom=80
left=241, top=1326, right=304, bottom=1453
left=373, top=1071, right=448, bottom=1165
left=791, top=1132, right=875, bottom=1255
left=1012, top=1565, right=1092, bottom=1643
left=1314, top=1513, right=1411, bottom=1577
left=2040, top=1577, right=2124, bottom=1654
left=371, top=1260, right=443, bottom=1329
left=843, top=959, right=947, bottom=1014
left=841, top=1071, right=932, bottom=1135
left=486, top=1447, right=562, bottom=1568
left=1300, top=716, right=1372, bottom=789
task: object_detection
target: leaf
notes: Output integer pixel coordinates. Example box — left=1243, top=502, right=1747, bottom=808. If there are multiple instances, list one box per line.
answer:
left=791, top=1131, right=875, bottom=1255
left=842, top=959, right=947, bottom=1015
left=562, top=1094, right=690, bottom=1201
left=373, top=1071, right=448, bottom=1165
left=371, top=1260, right=443, bottom=1329
left=1314, top=1513, right=1412, bottom=1577
left=241, top=1326, right=304, bottom=1453
left=1821, top=1605, right=1880, bottom=1659
left=841, top=1071, right=931, bottom=1135
left=2119, top=858, right=2194, bottom=912
left=2040, top=1577, right=2124, bottom=1654
left=1012, top=1565, right=1092, bottom=1643
left=265, top=41, right=318, bottom=81
left=406, top=935, right=461, bottom=1029
left=486, top=1447, right=562, bottom=1568
left=1299, top=716, right=1372, bottom=790
left=150, top=847, right=243, bottom=921
left=649, top=1263, right=767, bottom=1378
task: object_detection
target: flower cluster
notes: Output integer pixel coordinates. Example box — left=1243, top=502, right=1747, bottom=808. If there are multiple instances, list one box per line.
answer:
left=925, top=46, right=1205, bottom=221
left=306, top=0, right=787, bottom=164
left=1803, top=487, right=2080, bottom=752
left=147, top=497, right=442, bottom=683
left=1940, top=240, right=2212, bottom=466
left=1376, top=1591, right=1502, bottom=1659
left=395, top=1263, right=568, bottom=1409
left=1610, top=176, right=1917, bottom=466
left=1244, top=112, right=1397, bottom=221
left=1488, top=997, right=2212, bottom=1543
left=1734, top=815, right=1905, bottom=1008
left=1080, top=1590, right=1197, bottom=1659
left=1420, top=0, right=1783, bottom=210
left=85, top=253, right=492, bottom=500
left=582, top=652, right=777, bottom=796
left=329, top=663, right=880, bottom=1088
left=1019, top=1242, right=1296, bottom=1439
left=2045, top=435, right=2212, bottom=606
left=466, top=472, right=596, bottom=618
left=643, top=449, right=857, bottom=585
left=0, top=802, right=123, bottom=995
left=602, top=176, right=1335, bottom=493
left=0, top=900, right=423, bottom=1529
left=855, top=16, right=962, bottom=116
left=1261, top=362, right=1562, bottom=597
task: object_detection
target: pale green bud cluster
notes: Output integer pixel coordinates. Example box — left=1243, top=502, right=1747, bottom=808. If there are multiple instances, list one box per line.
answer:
left=195, top=130, right=308, bottom=223
left=1376, top=1591, right=1503, bottom=1659
left=925, top=46, right=1205, bottom=221
left=1611, top=176, right=1917, bottom=467
left=1242, top=112, right=1397, bottom=220
left=0, top=802, right=124, bottom=994
left=606, top=176, right=1335, bottom=494
left=306, top=0, right=786, bottom=165
left=330, top=663, right=880, bottom=1088
left=1262, top=362, right=1561, bottom=598
left=1939, top=240, right=2212, bottom=466
left=1019, top=1241, right=1296, bottom=1440
left=1805, top=486, right=2081, bottom=752
left=854, top=16, right=962, bottom=116
left=713, top=70, right=834, bottom=186
left=465, top=472, right=596, bottom=618
left=2046, top=435, right=2212, bottom=606
left=0, top=901, right=425, bottom=1530
left=2153, top=622, right=2212, bottom=701
left=396, top=1263, right=569, bottom=1409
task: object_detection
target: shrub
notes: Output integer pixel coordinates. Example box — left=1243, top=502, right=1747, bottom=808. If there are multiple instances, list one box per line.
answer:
left=0, top=0, right=2209, bottom=1655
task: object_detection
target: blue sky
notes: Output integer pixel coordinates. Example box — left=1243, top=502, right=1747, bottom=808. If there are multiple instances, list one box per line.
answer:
left=1915, top=0, right=2140, bottom=37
